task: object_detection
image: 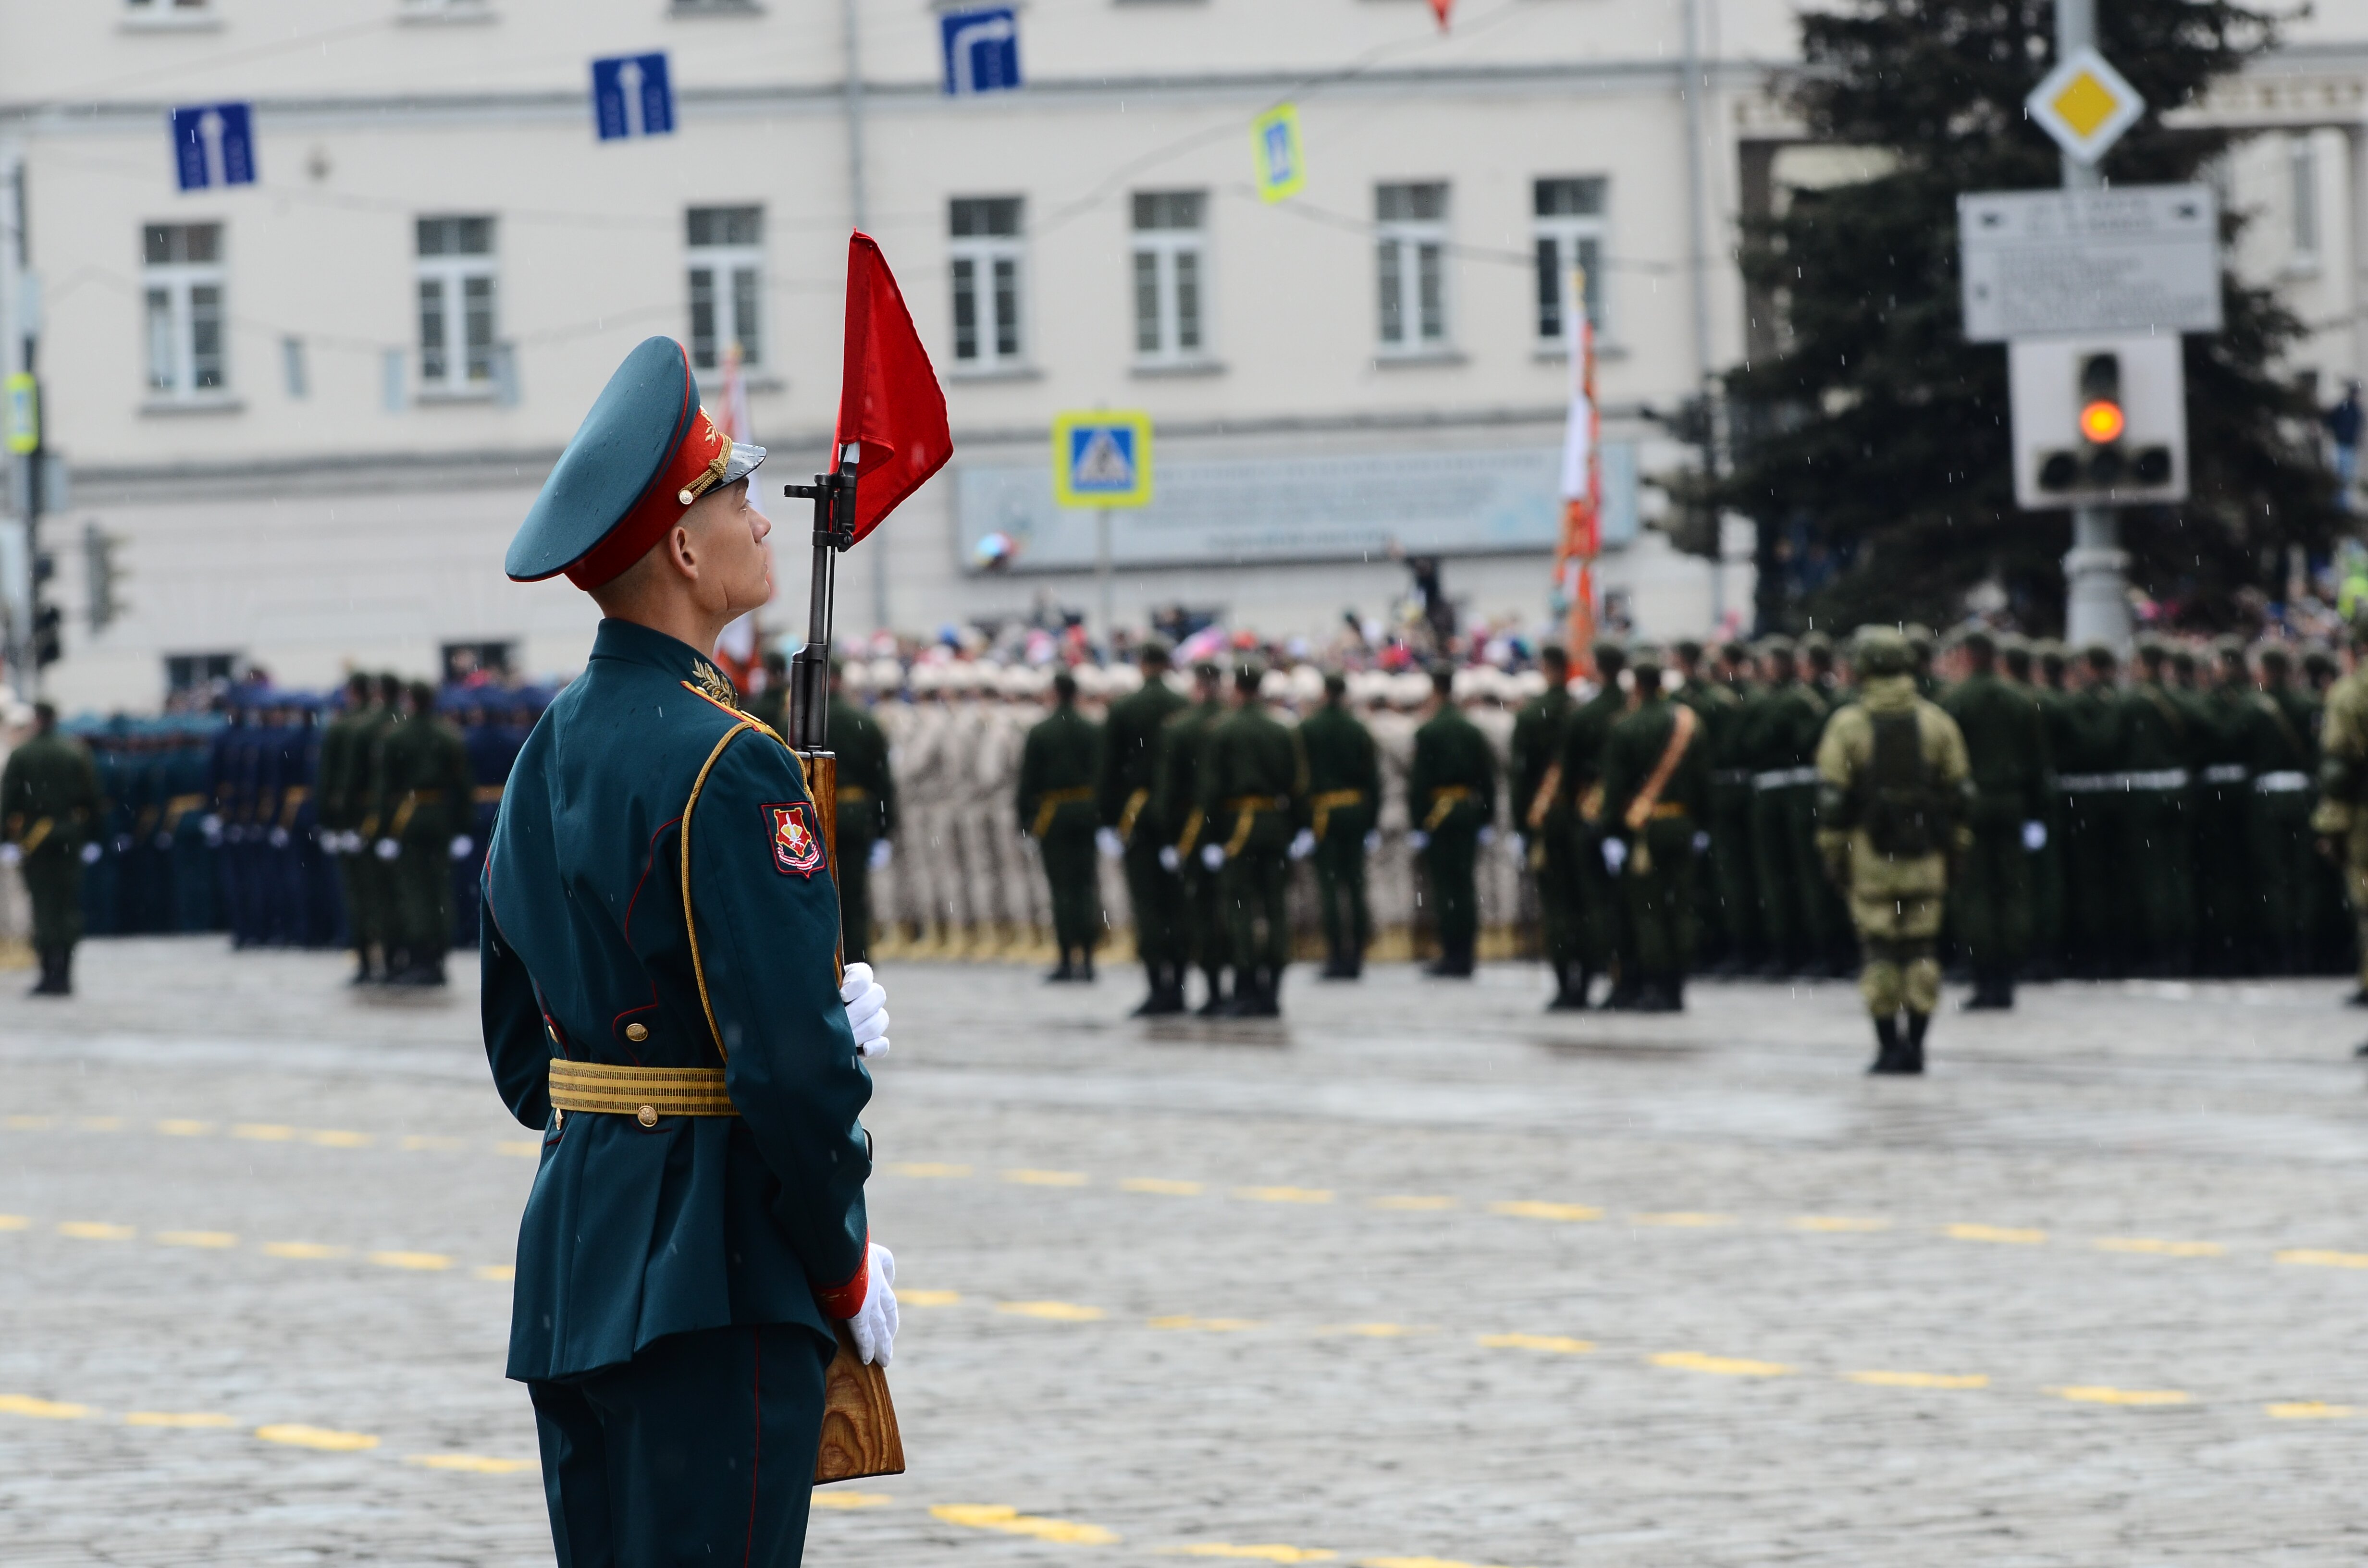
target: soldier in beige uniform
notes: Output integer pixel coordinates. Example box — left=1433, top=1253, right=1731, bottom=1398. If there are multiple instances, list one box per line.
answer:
left=2312, top=617, right=2368, bottom=1036
left=1367, top=672, right=1425, bottom=946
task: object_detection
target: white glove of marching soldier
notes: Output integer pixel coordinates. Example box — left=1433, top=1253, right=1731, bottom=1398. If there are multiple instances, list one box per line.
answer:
left=2022, top=820, right=2047, bottom=852
left=449, top=834, right=474, bottom=861
left=1096, top=826, right=1124, bottom=860
left=0, top=843, right=18, bottom=867
left=1601, top=837, right=1628, bottom=874
left=1159, top=845, right=1181, bottom=872
left=375, top=837, right=401, bottom=861
left=868, top=838, right=894, bottom=871
left=846, top=1242, right=900, bottom=1367
left=839, top=962, right=889, bottom=1058
left=1288, top=828, right=1316, bottom=860
left=1406, top=830, right=1430, bottom=851
left=1200, top=843, right=1225, bottom=871
left=1477, top=825, right=1497, bottom=847
left=80, top=842, right=102, bottom=865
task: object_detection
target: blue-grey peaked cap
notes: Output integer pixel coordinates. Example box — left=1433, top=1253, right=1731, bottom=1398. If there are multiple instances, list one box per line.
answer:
left=506, top=337, right=702, bottom=583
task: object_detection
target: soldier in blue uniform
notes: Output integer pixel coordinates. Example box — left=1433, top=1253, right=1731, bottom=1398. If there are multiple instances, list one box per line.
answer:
left=481, top=337, right=897, bottom=1566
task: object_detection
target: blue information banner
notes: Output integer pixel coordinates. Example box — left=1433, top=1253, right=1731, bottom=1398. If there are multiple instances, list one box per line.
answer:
left=592, top=52, right=675, bottom=140
left=940, top=8, right=1021, bottom=96
left=169, top=103, right=256, bottom=192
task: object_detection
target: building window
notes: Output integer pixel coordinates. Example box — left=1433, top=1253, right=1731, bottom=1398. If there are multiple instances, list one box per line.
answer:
left=687, top=206, right=765, bottom=371
left=416, top=215, right=498, bottom=392
left=1375, top=182, right=1449, bottom=354
left=142, top=223, right=226, bottom=398
left=165, top=652, right=238, bottom=696
left=124, top=0, right=214, bottom=15
left=1534, top=177, right=1608, bottom=342
left=1131, top=191, right=1208, bottom=364
left=2290, top=134, right=2320, bottom=268
left=949, top=196, right=1026, bottom=368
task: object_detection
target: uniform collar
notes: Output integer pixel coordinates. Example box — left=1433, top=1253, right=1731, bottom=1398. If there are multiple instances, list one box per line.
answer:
left=589, top=618, right=739, bottom=705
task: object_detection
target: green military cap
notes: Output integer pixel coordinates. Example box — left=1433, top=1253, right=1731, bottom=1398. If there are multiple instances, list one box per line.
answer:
left=1720, top=639, right=1751, bottom=662
left=1672, top=637, right=1705, bottom=662
left=1137, top=638, right=1174, bottom=666
left=1755, top=634, right=1796, bottom=657
left=2256, top=643, right=2292, bottom=671
left=2080, top=640, right=2120, bottom=669
left=1851, top=625, right=1913, bottom=676
left=1798, top=628, right=1833, bottom=653
left=2132, top=633, right=2171, bottom=660
left=1901, top=622, right=1936, bottom=654
left=1955, top=627, right=1997, bottom=657
left=1591, top=639, right=1629, bottom=671
left=1193, top=660, right=1222, bottom=680
left=2303, top=643, right=2339, bottom=674
left=507, top=337, right=765, bottom=590
left=2210, top=634, right=2246, bottom=663
left=1233, top=660, right=1267, bottom=688
left=1322, top=669, right=1348, bottom=696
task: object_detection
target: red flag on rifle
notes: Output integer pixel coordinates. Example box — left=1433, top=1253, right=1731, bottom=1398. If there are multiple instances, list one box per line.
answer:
left=835, top=233, right=952, bottom=544
left=1429, top=0, right=1451, bottom=28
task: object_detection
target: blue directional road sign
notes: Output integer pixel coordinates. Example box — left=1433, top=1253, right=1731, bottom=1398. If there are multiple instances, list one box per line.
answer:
left=1050, top=411, right=1153, bottom=508
left=940, top=8, right=1021, bottom=97
left=592, top=52, right=675, bottom=141
left=170, top=103, right=257, bottom=192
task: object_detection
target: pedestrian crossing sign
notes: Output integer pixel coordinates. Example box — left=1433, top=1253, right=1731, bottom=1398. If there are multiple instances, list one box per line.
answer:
left=1050, top=411, right=1154, bottom=508
left=1251, top=104, right=1306, bottom=204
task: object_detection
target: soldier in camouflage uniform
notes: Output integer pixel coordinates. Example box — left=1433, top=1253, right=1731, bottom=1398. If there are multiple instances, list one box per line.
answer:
left=1098, top=642, right=1190, bottom=1012
left=2313, top=619, right=2368, bottom=1022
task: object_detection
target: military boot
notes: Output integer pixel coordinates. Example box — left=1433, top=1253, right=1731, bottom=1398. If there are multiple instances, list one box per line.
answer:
left=53, top=945, right=75, bottom=997
left=27, top=948, right=61, bottom=997
left=1132, top=963, right=1182, bottom=1017
left=1424, top=944, right=1475, bottom=979
left=1547, top=963, right=1590, bottom=1012
left=1867, top=1015, right=1909, bottom=1075
left=1194, top=968, right=1230, bottom=1017
left=1045, top=954, right=1078, bottom=984
left=1900, top=1009, right=1931, bottom=1073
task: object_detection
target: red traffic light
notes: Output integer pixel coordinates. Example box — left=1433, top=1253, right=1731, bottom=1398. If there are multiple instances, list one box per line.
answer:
left=2079, top=399, right=2126, bottom=443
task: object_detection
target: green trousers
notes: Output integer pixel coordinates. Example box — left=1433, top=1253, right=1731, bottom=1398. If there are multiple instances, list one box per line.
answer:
left=2058, top=789, right=2121, bottom=974
left=1753, top=785, right=1836, bottom=966
left=2121, top=789, right=2195, bottom=972
left=1039, top=812, right=1101, bottom=956
left=2248, top=795, right=2316, bottom=973
left=1950, top=818, right=2032, bottom=973
left=22, top=850, right=84, bottom=950
left=1124, top=832, right=1184, bottom=967
left=2191, top=788, right=2251, bottom=973
left=1222, top=842, right=1292, bottom=974
left=1709, top=780, right=1760, bottom=963
left=1183, top=858, right=1227, bottom=979
left=1572, top=823, right=1621, bottom=969
left=836, top=821, right=876, bottom=964
left=1423, top=818, right=1481, bottom=956
left=1621, top=826, right=1698, bottom=980
left=1534, top=810, right=1581, bottom=970
left=392, top=833, right=455, bottom=956
left=1312, top=815, right=1372, bottom=962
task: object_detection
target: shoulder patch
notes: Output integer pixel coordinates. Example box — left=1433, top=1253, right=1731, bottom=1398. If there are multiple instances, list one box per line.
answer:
left=763, top=800, right=825, bottom=877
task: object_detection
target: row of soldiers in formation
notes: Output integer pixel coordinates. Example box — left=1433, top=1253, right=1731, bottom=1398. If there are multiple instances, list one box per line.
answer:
left=0, top=676, right=544, bottom=994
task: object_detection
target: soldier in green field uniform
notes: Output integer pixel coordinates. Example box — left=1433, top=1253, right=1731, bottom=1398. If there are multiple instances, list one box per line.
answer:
left=1742, top=638, right=1837, bottom=977
left=1510, top=645, right=1582, bottom=1006
left=347, top=674, right=405, bottom=980
left=1409, top=664, right=1498, bottom=977
left=1018, top=668, right=1105, bottom=982
left=1298, top=668, right=1381, bottom=981
left=827, top=660, right=896, bottom=967
left=2, top=702, right=101, bottom=996
left=1705, top=639, right=1763, bottom=974
left=317, top=673, right=378, bottom=981
left=2121, top=638, right=2198, bottom=976
left=1554, top=641, right=1629, bottom=1004
left=1816, top=628, right=1973, bottom=1075
left=2315, top=620, right=2368, bottom=1016
left=1671, top=639, right=1743, bottom=976
left=2192, top=640, right=2259, bottom=975
left=2246, top=644, right=2319, bottom=974
left=374, top=680, right=475, bottom=987
left=1941, top=630, right=2050, bottom=1009
left=2010, top=639, right=2068, bottom=978
left=1598, top=646, right=1712, bottom=1012
left=1158, top=662, right=1231, bottom=1014
left=1098, top=642, right=1189, bottom=1012
left=2054, top=645, right=2127, bottom=976
left=1197, top=663, right=1308, bottom=1016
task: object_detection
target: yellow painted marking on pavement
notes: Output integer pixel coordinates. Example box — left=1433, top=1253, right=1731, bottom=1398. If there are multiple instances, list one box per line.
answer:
left=1148, top=1316, right=1262, bottom=1333
left=1489, top=1201, right=1600, bottom=1223
left=931, top=1503, right=1120, bottom=1544
left=2277, top=1249, right=2368, bottom=1269
left=1005, top=1168, right=1089, bottom=1187
left=232, top=1124, right=296, bottom=1142
left=902, top=1289, right=962, bottom=1306
left=893, top=1162, right=973, bottom=1178
left=1234, top=1187, right=1333, bottom=1205
left=155, top=1230, right=238, bottom=1249
left=1946, top=1224, right=2047, bottom=1245
left=1323, top=1323, right=1435, bottom=1339
left=1631, top=1212, right=1731, bottom=1228
left=125, top=1411, right=237, bottom=1428
left=1790, top=1215, right=1890, bottom=1232
left=408, top=1453, right=535, bottom=1473
left=812, top=1490, right=895, bottom=1510
left=157, top=1119, right=216, bottom=1137
left=1122, top=1178, right=1205, bottom=1196
left=78, top=1117, right=123, bottom=1132
left=0, top=1215, right=26, bottom=1230
left=1652, top=1351, right=1791, bottom=1378
left=475, top=1265, right=516, bottom=1282
left=997, top=1300, right=1106, bottom=1322
left=369, top=1251, right=452, bottom=1271
left=1848, top=1370, right=1988, bottom=1390
left=304, top=1130, right=372, bottom=1149
left=2096, top=1237, right=2222, bottom=1258
left=4, top=1115, right=55, bottom=1129
left=400, top=1135, right=462, bottom=1152
left=495, top=1141, right=541, bottom=1158
left=2047, top=1385, right=2190, bottom=1407
left=263, top=1242, right=348, bottom=1260
left=1363, top=1558, right=1531, bottom=1568
left=2269, top=1401, right=2354, bottom=1419
left=0, top=1394, right=88, bottom=1419
left=256, top=1423, right=380, bottom=1451
left=1161, top=1546, right=1337, bottom=1562
left=57, top=1221, right=135, bottom=1241
left=1479, top=1333, right=1593, bottom=1354
left=1371, top=1195, right=1457, bottom=1212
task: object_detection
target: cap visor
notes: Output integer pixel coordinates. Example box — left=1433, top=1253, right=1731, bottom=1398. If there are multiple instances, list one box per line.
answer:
left=721, top=439, right=766, bottom=485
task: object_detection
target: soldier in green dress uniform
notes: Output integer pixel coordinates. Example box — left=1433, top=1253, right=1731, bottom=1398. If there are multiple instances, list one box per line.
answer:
left=1742, top=638, right=1837, bottom=977
left=1671, top=639, right=1743, bottom=976
left=1197, top=663, right=1309, bottom=1015
left=1816, top=628, right=1973, bottom=1075
left=2246, top=644, right=2319, bottom=974
left=1408, top=664, right=1498, bottom=977
left=2192, top=640, right=2258, bottom=975
left=1158, top=662, right=1231, bottom=1015
left=2056, top=645, right=2126, bottom=977
left=2011, top=639, right=2068, bottom=978
left=1554, top=642, right=1629, bottom=1003
left=1097, top=642, right=1188, bottom=1012
left=827, top=660, right=896, bottom=966
left=1706, top=639, right=1764, bottom=975
left=2, top=703, right=101, bottom=996
left=1941, top=630, right=2050, bottom=1008
left=481, top=337, right=896, bottom=1565
left=1298, top=669, right=1381, bottom=981
left=1510, top=646, right=1582, bottom=1006
left=2121, top=638, right=2199, bottom=976
left=1597, top=647, right=1712, bottom=1012
left=317, top=673, right=378, bottom=981
left=1018, top=669, right=1105, bottom=982
left=373, top=680, right=475, bottom=987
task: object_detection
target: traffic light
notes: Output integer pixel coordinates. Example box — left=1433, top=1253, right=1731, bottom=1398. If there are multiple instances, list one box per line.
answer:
left=2010, top=335, right=2186, bottom=509
left=83, top=522, right=126, bottom=634
left=32, top=602, right=62, bottom=668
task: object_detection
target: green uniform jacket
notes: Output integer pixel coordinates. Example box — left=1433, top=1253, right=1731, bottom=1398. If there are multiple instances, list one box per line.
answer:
left=1198, top=703, right=1308, bottom=851
left=1097, top=676, right=1188, bottom=842
left=1298, top=700, right=1382, bottom=837
left=1554, top=686, right=1627, bottom=825
left=1, top=732, right=101, bottom=858
left=1942, top=672, right=2052, bottom=825
left=1017, top=701, right=1104, bottom=836
left=315, top=709, right=366, bottom=833
left=829, top=695, right=896, bottom=843
left=378, top=711, right=474, bottom=845
left=2121, top=680, right=2195, bottom=778
left=1510, top=686, right=1577, bottom=829
left=1410, top=705, right=1498, bottom=833
left=1740, top=678, right=1828, bottom=780
left=2245, top=683, right=2317, bottom=780
left=1158, top=698, right=1227, bottom=854
left=481, top=619, right=871, bottom=1382
left=1599, top=692, right=1712, bottom=836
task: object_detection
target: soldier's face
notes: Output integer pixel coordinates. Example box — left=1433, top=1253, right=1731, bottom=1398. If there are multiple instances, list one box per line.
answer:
left=679, top=479, right=773, bottom=616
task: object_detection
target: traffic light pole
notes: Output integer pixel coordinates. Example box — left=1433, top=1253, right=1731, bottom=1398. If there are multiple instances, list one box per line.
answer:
left=2057, top=0, right=2134, bottom=649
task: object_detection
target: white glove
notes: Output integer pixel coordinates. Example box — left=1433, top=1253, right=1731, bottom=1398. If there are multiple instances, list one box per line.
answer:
left=869, top=838, right=894, bottom=871
left=1510, top=833, right=1528, bottom=862
left=1159, top=845, right=1180, bottom=872
left=839, top=961, right=890, bottom=1058
left=1692, top=830, right=1711, bottom=855
left=201, top=814, right=223, bottom=846
left=449, top=834, right=474, bottom=861
left=1477, top=825, right=1497, bottom=846
left=1601, top=837, right=1628, bottom=874
left=845, top=1243, right=900, bottom=1368
left=1096, top=826, right=1124, bottom=860
left=1406, top=829, right=1430, bottom=851
left=80, top=841, right=102, bottom=865
left=1199, top=843, right=1225, bottom=871
left=2022, top=820, right=2048, bottom=852
left=1364, top=830, right=1381, bottom=855
left=375, top=837, right=401, bottom=861
left=1288, top=827, right=1316, bottom=860
left=267, top=827, right=289, bottom=849
left=0, top=843, right=18, bottom=867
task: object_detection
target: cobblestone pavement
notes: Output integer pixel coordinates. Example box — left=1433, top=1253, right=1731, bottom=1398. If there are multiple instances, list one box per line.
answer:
left=5, top=940, right=2368, bottom=1566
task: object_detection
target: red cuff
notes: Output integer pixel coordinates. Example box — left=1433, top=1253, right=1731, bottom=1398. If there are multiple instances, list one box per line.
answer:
left=815, top=1230, right=870, bottom=1319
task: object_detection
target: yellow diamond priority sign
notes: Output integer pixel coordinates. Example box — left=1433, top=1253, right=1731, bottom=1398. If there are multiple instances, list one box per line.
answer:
left=2026, top=47, right=2145, bottom=166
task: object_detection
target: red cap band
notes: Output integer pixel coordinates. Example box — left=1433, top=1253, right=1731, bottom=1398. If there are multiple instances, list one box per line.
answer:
left=564, top=406, right=731, bottom=591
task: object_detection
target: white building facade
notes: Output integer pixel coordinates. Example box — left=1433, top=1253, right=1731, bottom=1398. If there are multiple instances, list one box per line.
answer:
left=0, top=0, right=2361, bottom=708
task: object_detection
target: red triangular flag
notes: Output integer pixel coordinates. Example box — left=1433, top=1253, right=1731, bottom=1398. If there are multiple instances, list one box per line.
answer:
left=834, top=233, right=953, bottom=545
left=1429, top=0, right=1451, bottom=27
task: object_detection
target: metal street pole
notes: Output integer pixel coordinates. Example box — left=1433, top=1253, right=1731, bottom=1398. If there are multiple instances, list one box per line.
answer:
left=2056, top=0, right=2133, bottom=649
left=840, top=0, right=892, bottom=640
left=1095, top=507, right=1112, bottom=649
